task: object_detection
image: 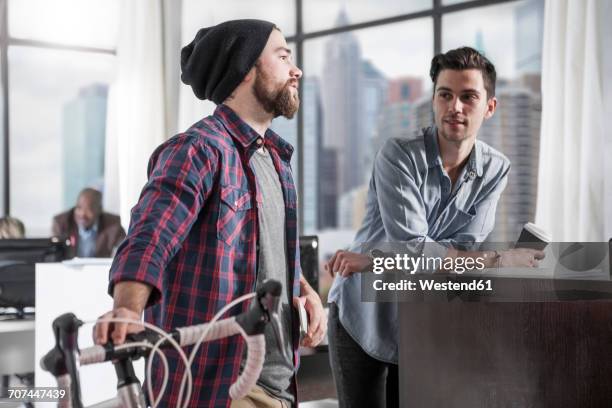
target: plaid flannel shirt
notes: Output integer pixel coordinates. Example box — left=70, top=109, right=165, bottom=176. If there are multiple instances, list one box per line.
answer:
left=108, top=104, right=301, bottom=407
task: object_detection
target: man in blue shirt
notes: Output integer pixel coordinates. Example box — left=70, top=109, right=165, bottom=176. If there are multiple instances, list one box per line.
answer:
left=325, top=47, right=545, bottom=408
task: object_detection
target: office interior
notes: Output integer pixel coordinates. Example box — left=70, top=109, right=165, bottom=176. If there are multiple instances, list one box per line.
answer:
left=1, top=0, right=612, bottom=407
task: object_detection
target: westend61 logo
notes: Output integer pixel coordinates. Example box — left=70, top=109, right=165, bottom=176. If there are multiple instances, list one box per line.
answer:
left=371, top=253, right=486, bottom=275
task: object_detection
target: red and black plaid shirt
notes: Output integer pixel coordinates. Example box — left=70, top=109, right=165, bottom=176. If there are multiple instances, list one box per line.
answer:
left=108, top=104, right=301, bottom=407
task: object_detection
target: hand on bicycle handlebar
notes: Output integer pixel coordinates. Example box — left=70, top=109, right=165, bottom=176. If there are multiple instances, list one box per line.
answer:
left=43, top=280, right=286, bottom=408
left=93, top=307, right=144, bottom=346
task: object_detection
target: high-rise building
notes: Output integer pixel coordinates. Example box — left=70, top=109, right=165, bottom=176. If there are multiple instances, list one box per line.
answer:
left=474, top=29, right=485, bottom=55
left=479, top=86, right=541, bottom=242
left=361, top=60, right=388, bottom=174
left=476, top=0, right=545, bottom=242
left=318, top=147, right=338, bottom=230
left=61, top=83, right=108, bottom=207
left=515, top=0, right=545, bottom=75
left=374, top=77, right=424, bottom=152
left=263, top=78, right=325, bottom=234
left=386, top=77, right=424, bottom=105
left=302, top=77, right=323, bottom=234
left=321, top=9, right=363, bottom=195
left=338, top=184, right=369, bottom=230
left=411, top=94, right=434, bottom=134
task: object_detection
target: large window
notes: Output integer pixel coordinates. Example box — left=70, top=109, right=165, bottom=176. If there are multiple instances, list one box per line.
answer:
left=182, top=0, right=296, bottom=38
left=301, top=17, right=436, bottom=299
left=1, top=0, right=119, bottom=236
left=302, top=0, right=431, bottom=32
left=8, top=47, right=115, bottom=235
left=0, top=0, right=545, bottom=263
left=289, top=0, right=543, bottom=300
left=8, top=0, right=119, bottom=48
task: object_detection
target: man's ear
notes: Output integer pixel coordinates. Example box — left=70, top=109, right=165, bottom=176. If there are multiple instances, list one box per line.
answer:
left=243, top=66, right=257, bottom=84
left=484, top=96, right=497, bottom=119
left=431, top=92, right=436, bottom=113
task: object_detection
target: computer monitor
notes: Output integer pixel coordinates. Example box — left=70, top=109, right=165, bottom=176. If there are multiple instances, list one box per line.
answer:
left=609, top=238, right=612, bottom=279
left=0, top=238, right=68, bottom=311
left=299, top=235, right=319, bottom=294
left=0, top=238, right=68, bottom=263
left=0, top=261, right=35, bottom=309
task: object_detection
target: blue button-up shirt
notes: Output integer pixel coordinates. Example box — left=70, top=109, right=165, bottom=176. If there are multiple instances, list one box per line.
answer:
left=328, top=126, right=510, bottom=363
left=77, top=223, right=98, bottom=258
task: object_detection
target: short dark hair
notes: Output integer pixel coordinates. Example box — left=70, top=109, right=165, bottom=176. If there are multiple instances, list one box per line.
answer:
left=429, top=46, right=497, bottom=98
left=78, top=188, right=103, bottom=212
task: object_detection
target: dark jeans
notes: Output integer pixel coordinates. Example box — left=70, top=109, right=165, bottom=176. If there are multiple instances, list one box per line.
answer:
left=328, top=302, right=398, bottom=408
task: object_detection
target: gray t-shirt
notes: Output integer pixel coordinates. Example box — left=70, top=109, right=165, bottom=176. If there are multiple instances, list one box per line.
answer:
left=248, top=146, right=295, bottom=403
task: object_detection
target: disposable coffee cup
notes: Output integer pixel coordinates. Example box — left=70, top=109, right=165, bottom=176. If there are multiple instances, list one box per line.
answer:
left=515, top=222, right=551, bottom=250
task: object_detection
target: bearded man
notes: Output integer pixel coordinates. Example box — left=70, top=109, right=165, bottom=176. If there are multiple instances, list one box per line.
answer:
left=94, top=20, right=326, bottom=408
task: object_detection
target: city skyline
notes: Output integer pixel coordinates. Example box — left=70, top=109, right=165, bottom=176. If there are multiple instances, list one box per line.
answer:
left=7, top=0, right=544, bottom=239
left=302, top=1, right=544, bottom=243
left=61, top=83, right=108, bottom=208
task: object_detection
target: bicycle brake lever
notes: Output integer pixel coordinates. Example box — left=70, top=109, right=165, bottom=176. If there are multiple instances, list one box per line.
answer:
left=269, top=307, right=288, bottom=361
left=257, top=281, right=288, bottom=360
left=124, top=329, right=164, bottom=345
left=50, top=313, right=85, bottom=408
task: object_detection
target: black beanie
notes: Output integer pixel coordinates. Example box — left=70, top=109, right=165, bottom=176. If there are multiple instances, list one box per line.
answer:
left=181, top=19, right=275, bottom=104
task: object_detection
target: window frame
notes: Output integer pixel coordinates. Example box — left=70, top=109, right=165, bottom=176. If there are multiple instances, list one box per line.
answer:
left=288, top=0, right=518, bottom=230
left=0, top=0, right=519, bottom=229
left=0, top=0, right=116, bottom=216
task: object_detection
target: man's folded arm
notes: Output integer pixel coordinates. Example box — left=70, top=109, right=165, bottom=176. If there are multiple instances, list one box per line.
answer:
left=373, top=139, right=512, bottom=268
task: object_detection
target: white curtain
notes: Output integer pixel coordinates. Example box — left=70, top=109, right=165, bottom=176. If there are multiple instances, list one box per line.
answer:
left=104, top=0, right=166, bottom=228
left=177, top=0, right=217, bottom=131
left=535, top=0, right=609, bottom=241
left=602, top=1, right=612, bottom=239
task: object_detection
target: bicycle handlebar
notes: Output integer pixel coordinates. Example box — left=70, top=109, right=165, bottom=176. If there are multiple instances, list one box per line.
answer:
left=40, top=279, right=284, bottom=407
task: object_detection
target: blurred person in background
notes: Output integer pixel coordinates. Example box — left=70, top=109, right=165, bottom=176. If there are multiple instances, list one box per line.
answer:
left=52, top=187, right=125, bottom=258
left=0, top=216, right=25, bottom=239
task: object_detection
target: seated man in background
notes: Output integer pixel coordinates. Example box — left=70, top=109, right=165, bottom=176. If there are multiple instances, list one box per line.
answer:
left=52, top=188, right=126, bottom=258
left=0, top=216, right=25, bottom=239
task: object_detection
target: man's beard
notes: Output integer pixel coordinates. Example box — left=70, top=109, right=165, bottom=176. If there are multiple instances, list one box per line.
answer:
left=253, top=70, right=300, bottom=119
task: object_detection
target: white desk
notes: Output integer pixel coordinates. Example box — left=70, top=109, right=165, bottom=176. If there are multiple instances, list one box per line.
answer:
left=34, top=261, right=144, bottom=407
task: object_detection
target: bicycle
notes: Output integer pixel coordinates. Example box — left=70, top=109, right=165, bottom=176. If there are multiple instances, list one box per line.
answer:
left=40, top=279, right=286, bottom=408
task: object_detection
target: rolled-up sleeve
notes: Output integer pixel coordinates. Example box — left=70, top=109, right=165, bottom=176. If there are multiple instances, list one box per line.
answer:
left=108, top=135, right=218, bottom=306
